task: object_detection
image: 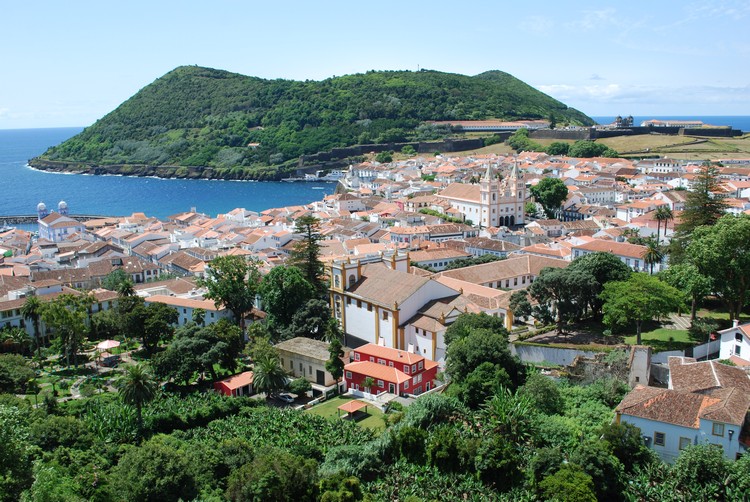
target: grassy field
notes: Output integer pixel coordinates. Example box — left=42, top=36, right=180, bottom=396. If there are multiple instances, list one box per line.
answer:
left=305, top=396, right=386, bottom=432
left=624, top=327, right=692, bottom=352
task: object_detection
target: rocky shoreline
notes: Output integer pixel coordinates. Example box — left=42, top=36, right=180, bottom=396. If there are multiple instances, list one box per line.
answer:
left=27, top=158, right=288, bottom=181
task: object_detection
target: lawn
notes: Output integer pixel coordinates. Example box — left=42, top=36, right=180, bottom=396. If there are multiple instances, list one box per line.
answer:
left=305, top=396, right=386, bottom=432
left=624, top=327, right=693, bottom=352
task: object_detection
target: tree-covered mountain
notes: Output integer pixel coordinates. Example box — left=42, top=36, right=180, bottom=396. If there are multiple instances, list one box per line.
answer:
left=31, top=66, right=593, bottom=179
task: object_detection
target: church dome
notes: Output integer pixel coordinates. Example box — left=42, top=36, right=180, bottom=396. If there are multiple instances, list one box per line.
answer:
left=58, top=200, right=68, bottom=210
left=36, top=202, right=47, bottom=212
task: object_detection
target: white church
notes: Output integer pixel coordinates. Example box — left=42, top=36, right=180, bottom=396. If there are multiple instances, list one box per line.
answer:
left=437, top=163, right=526, bottom=228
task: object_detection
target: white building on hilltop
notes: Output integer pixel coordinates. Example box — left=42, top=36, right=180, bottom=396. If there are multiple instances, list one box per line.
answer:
left=438, top=163, right=526, bottom=227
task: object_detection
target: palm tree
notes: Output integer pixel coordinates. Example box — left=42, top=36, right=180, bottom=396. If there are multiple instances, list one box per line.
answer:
left=21, top=295, right=43, bottom=358
left=643, top=238, right=664, bottom=275
left=118, top=364, right=157, bottom=438
left=116, top=279, right=136, bottom=297
left=654, top=206, right=674, bottom=245
left=363, top=376, right=375, bottom=395
left=252, top=356, right=288, bottom=398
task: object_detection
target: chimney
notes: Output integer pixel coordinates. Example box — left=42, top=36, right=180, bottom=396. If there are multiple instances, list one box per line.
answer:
left=733, top=319, right=740, bottom=328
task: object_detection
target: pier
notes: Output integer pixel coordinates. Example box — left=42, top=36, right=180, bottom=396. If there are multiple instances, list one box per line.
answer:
left=0, top=214, right=113, bottom=226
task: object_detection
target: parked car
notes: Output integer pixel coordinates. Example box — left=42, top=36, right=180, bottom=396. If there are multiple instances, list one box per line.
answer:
left=277, top=393, right=295, bottom=403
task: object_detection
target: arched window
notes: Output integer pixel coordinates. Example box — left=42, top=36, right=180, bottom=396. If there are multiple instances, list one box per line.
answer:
left=334, top=275, right=341, bottom=288
left=348, top=274, right=356, bottom=288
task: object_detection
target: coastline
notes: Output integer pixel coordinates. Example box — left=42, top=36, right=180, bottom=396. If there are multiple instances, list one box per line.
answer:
left=27, top=157, right=293, bottom=182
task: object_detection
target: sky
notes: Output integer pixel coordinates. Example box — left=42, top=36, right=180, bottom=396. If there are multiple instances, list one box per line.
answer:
left=1, top=0, right=749, bottom=129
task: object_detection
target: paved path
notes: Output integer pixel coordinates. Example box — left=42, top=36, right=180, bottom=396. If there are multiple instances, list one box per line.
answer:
left=667, top=313, right=691, bottom=330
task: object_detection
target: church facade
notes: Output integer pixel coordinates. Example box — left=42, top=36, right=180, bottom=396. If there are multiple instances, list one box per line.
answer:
left=437, top=164, right=526, bottom=228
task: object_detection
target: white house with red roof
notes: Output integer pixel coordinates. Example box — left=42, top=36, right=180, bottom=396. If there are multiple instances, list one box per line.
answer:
left=344, top=343, right=439, bottom=397
left=616, top=356, right=750, bottom=462
left=717, top=321, right=750, bottom=366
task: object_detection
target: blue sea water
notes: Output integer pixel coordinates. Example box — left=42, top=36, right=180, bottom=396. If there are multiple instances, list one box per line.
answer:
left=591, top=115, right=750, bottom=132
left=0, top=128, right=336, bottom=219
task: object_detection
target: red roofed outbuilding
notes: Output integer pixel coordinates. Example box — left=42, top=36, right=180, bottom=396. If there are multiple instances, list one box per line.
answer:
left=344, top=343, right=438, bottom=397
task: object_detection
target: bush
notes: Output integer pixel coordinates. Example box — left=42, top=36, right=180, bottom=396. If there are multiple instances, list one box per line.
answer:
left=289, top=378, right=312, bottom=396
left=374, top=151, right=393, bottom=163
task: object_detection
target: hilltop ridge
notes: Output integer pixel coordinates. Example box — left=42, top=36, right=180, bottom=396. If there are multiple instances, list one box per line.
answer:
left=30, top=66, right=593, bottom=180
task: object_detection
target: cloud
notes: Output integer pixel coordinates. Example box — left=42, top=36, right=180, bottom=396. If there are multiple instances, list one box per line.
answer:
left=519, top=15, right=554, bottom=34
left=536, top=82, right=750, bottom=113
left=567, top=8, right=619, bottom=31
left=589, top=74, right=604, bottom=81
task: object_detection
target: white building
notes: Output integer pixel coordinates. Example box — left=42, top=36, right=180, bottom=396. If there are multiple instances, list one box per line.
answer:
left=717, top=321, right=750, bottom=365
left=616, top=357, right=750, bottom=463
left=438, top=164, right=526, bottom=228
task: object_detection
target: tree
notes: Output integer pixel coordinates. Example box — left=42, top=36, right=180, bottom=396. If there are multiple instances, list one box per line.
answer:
left=226, top=447, right=318, bottom=502
left=0, top=354, right=34, bottom=394
left=200, top=256, right=261, bottom=332
left=40, top=294, right=91, bottom=368
left=518, top=372, right=564, bottom=415
left=509, top=290, right=532, bottom=321
left=289, top=215, right=325, bottom=293
left=289, top=377, right=312, bottom=395
left=447, top=361, right=510, bottom=409
left=374, top=151, right=393, bottom=163
left=529, top=267, right=598, bottom=334
left=524, top=201, right=539, bottom=217
left=659, top=263, right=711, bottom=321
left=114, top=436, right=198, bottom=501
left=599, top=422, right=652, bottom=473
left=568, top=140, right=618, bottom=158
left=642, top=237, right=664, bottom=274
left=21, top=295, right=43, bottom=358
left=139, top=302, right=179, bottom=354
left=325, top=338, right=345, bottom=387
left=569, top=440, right=625, bottom=501
left=117, top=363, right=157, bottom=438
left=539, top=464, right=597, bottom=502
left=362, top=377, right=375, bottom=393
left=529, top=178, right=568, bottom=218
left=672, top=444, right=728, bottom=495
left=152, top=323, right=229, bottom=384
left=192, top=308, right=205, bottom=326
left=545, top=141, right=569, bottom=156
left=654, top=205, right=674, bottom=245
left=568, top=251, right=631, bottom=316
left=116, top=279, right=136, bottom=298
left=259, top=266, right=315, bottom=331
left=102, top=268, right=129, bottom=292
left=445, top=328, right=524, bottom=387
left=253, top=355, right=288, bottom=397
left=678, top=163, right=728, bottom=233
left=601, top=273, right=681, bottom=344
left=686, top=214, right=750, bottom=320
left=444, top=312, right=509, bottom=346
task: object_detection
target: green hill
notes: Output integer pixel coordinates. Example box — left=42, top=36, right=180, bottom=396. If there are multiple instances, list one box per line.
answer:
left=31, top=66, right=593, bottom=180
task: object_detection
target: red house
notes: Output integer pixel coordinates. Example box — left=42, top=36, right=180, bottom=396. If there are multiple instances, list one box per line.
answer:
left=214, top=371, right=254, bottom=397
left=344, top=344, right=438, bottom=397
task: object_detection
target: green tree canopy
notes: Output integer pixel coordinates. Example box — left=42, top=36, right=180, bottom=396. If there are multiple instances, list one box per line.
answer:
left=0, top=354, right=34, bottom=394
left=117, top=363, right=157, bottom=437
left=568, top=251, right=632, bottom=315
left=40, top=293, right=92, bottom=367
left=568, top=140, right=618, bottom=158
left=289, top=216, right=326, bottom=293
left=529, top=267, right=598, bottom=333
left=445, top=328, right=524, bottom=387
left=226, top=447, right=318, bottom=502
left=545, top=141, right=570, bottom=156
left=678, top=163, right=728, bottom=234
left=200, top=256, right=261, bottom=331
left=258, top=266, right=316, bottom=332
left=686, top=214, right=750, bottom=320
left=529, top=177, right=568, bottom=218
left=601, top=273, right=681, bottom=344
left=658, top=263, right=711, bottom=321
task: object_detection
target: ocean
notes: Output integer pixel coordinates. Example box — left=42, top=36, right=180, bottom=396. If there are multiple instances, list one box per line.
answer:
left=591, top=115, right=750, bottom=132
left=0, top=128, right=336, bottom=219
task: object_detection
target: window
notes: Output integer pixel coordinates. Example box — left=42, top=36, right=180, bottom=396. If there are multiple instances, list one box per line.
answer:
left=404, top=380, right=409, bottom=389
left=654, top=432, right=665, bottom=446
left=389, top=361, right=394, bottom=367
left=281, top=358, right=284, bottom=367
left=679, top=437, right=692, bottom=450
left=347, top=298, right=351, bottom=305
left=377, top=380, right=384, bottom=388
left=289, top=360, right=293, bottom=369
left=309, top=365, right=312, bottom=375
left=712, top=422, right=725, bottom=437
left=354, top=353, right=360, bottom=361
left=345, top=371, right=352, bottom=379
left=369, top=356, right=374, bottom=362
left=736, top=333, right=743, bottom=342
left=412, top=364, right=417, bottom=373
left=736, top=345, right=742, bottom=356
left=357, top=300, right=361, bottom=308
left=378, top=358, right=385, bottom=365
left=367, top=304, right=372, bottom=312
left=382, top=311, right=389, bottom=321
left=418, top=361, right=423, bottom=370
left=513, top=277, right=518, bottom=286
left=404, top=365, right=410, bottom=374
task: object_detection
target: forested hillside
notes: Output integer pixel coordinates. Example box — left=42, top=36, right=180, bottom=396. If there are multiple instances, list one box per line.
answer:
left=31, top=66, right=592, bottom=179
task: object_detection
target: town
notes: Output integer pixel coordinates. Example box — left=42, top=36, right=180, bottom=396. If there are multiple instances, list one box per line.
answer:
left=2, top=147, right=750, bottom=500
